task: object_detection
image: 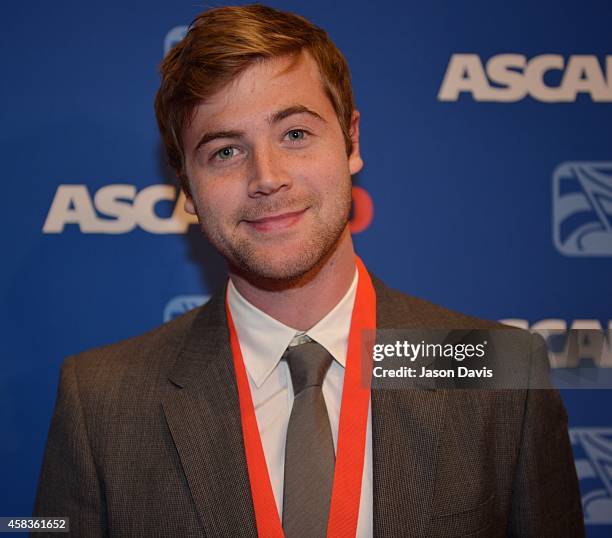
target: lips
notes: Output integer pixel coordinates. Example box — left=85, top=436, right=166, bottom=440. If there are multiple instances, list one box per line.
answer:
left=244, top=208, right=308, bottom=232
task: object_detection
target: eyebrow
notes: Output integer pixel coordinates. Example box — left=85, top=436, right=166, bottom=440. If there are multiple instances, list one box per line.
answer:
left=194, top=105, right=326, bottom=151
left=268, top=104, right=326, bottom=125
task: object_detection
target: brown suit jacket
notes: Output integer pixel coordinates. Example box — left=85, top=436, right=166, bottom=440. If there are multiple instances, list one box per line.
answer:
left=34, top=275, right=584, bottom=537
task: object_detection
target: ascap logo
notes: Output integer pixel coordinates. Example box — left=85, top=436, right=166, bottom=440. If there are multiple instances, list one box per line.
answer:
left=552, top=162, right=612, bottom=257
left=500, top=319, right=612, bottom=369
left=501, top=319, right=612, bottom=333
left=164, top=295, right=210, bottom=322
left=570, top=428, right=612, bottom=524
left=42, top=185, right=197, bottom=234
left=43, top=184, right=374, bottom=235
left=438, top=54, right=612, bottom=102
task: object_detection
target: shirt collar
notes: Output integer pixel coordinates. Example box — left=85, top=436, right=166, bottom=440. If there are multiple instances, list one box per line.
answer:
left=227, top=268, right=358, bottom=388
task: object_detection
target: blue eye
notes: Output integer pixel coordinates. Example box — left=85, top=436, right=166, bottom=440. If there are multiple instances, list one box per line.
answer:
left=286, top=130, right=306, bottom=142
left=215, top=147, right=236, bottom=160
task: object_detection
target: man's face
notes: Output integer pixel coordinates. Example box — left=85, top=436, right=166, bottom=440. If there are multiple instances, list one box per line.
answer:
left=182, top=50, right=363, bottom=281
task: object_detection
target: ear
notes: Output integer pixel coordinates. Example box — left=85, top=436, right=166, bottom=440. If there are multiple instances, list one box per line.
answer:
left=177, top=170, right=197, bottom=215
left=184, top=195, right=196, bottom=215
left=348, top=110, right=364, bottom=176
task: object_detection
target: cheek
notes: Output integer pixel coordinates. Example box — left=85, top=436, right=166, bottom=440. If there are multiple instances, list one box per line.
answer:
left=317, top=159, right=351, bottom=197
left=199, top=188, right=229, bottom=219
left=303, top=149, right=349, bottom=188
left=192, top=176, right=234, bottom=211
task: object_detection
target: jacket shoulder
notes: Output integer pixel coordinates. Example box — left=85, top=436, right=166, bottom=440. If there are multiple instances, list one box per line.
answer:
left=62, top=301, right=211, bottom=391
left=372, top=275, right=506, bottom=330
left=372, top=276, right=540, bottom=376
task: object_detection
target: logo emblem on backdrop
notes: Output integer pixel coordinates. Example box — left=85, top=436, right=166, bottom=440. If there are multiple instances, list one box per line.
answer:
left=553, top=162, right=612, bottom=257
left=164, top=26, right=188, bottom=56
left=42, top=185, right=198, bottom=234
left=438, top=54, right=612, bottom=103
left=163, top=295, right=210, bottom=322
left=571, top=428, right=612, bottom=524
left=500, top=319, right=612, bottom=371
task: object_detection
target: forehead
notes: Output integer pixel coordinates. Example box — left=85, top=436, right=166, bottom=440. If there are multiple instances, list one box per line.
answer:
left=184, top=51, right=335, bottom=140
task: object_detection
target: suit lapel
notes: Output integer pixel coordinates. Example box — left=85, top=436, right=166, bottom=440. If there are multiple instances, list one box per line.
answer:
left=162, top=288, right=258, bottom=537
left=371, top=276, right=448, bottom=537
left=160, top=273, right=452, bottom=537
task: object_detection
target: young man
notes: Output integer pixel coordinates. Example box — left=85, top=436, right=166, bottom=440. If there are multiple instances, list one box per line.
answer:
left=35, top=5, right=584, bottom=537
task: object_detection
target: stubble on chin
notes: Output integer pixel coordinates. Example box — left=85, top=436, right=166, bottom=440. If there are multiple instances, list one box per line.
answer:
left=230, top=222, right=343, bottom=285
left=198, top=188, right=352, bottom=289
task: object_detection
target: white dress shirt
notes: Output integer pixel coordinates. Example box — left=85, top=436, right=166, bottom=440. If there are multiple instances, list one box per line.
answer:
left=227, top=269, right=373, bottom=537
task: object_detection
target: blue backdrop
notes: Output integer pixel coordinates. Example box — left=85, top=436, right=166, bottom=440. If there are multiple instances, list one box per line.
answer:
left=1, top=1, right=610, bottom=534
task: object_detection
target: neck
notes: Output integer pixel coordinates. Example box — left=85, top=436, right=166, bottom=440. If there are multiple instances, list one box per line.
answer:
left=229, top=228, right=356, bottom=331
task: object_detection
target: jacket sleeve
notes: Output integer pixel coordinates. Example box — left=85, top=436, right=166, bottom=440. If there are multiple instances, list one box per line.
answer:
left=509, top=333, right=585, bottom=537
left=33, top=356, right=107, bottom=537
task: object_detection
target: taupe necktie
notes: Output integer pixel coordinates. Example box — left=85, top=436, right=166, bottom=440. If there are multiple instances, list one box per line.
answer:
left=282, top=341, right=335, bottom=538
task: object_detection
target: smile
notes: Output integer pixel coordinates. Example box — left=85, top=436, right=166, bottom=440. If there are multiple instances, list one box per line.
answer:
left=243, top=208, right=308, bottom=232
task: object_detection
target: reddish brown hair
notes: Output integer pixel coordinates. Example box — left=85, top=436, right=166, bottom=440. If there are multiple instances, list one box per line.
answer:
left=154, top=4, right=355, bottom=191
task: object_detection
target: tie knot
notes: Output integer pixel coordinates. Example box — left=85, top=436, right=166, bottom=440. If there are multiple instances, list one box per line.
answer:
left=284, top=341, right=333, bottom=395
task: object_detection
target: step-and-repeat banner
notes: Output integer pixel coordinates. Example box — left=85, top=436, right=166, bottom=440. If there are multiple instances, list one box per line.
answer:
left=1, top=1, right=610, bottom=534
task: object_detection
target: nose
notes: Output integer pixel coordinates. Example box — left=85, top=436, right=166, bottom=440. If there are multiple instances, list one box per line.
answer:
left=247, top=143, right=291, bottom=197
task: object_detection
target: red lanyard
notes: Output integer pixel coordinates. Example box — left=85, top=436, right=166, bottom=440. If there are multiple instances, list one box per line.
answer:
left=226, top=256, right=376, bottom=537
